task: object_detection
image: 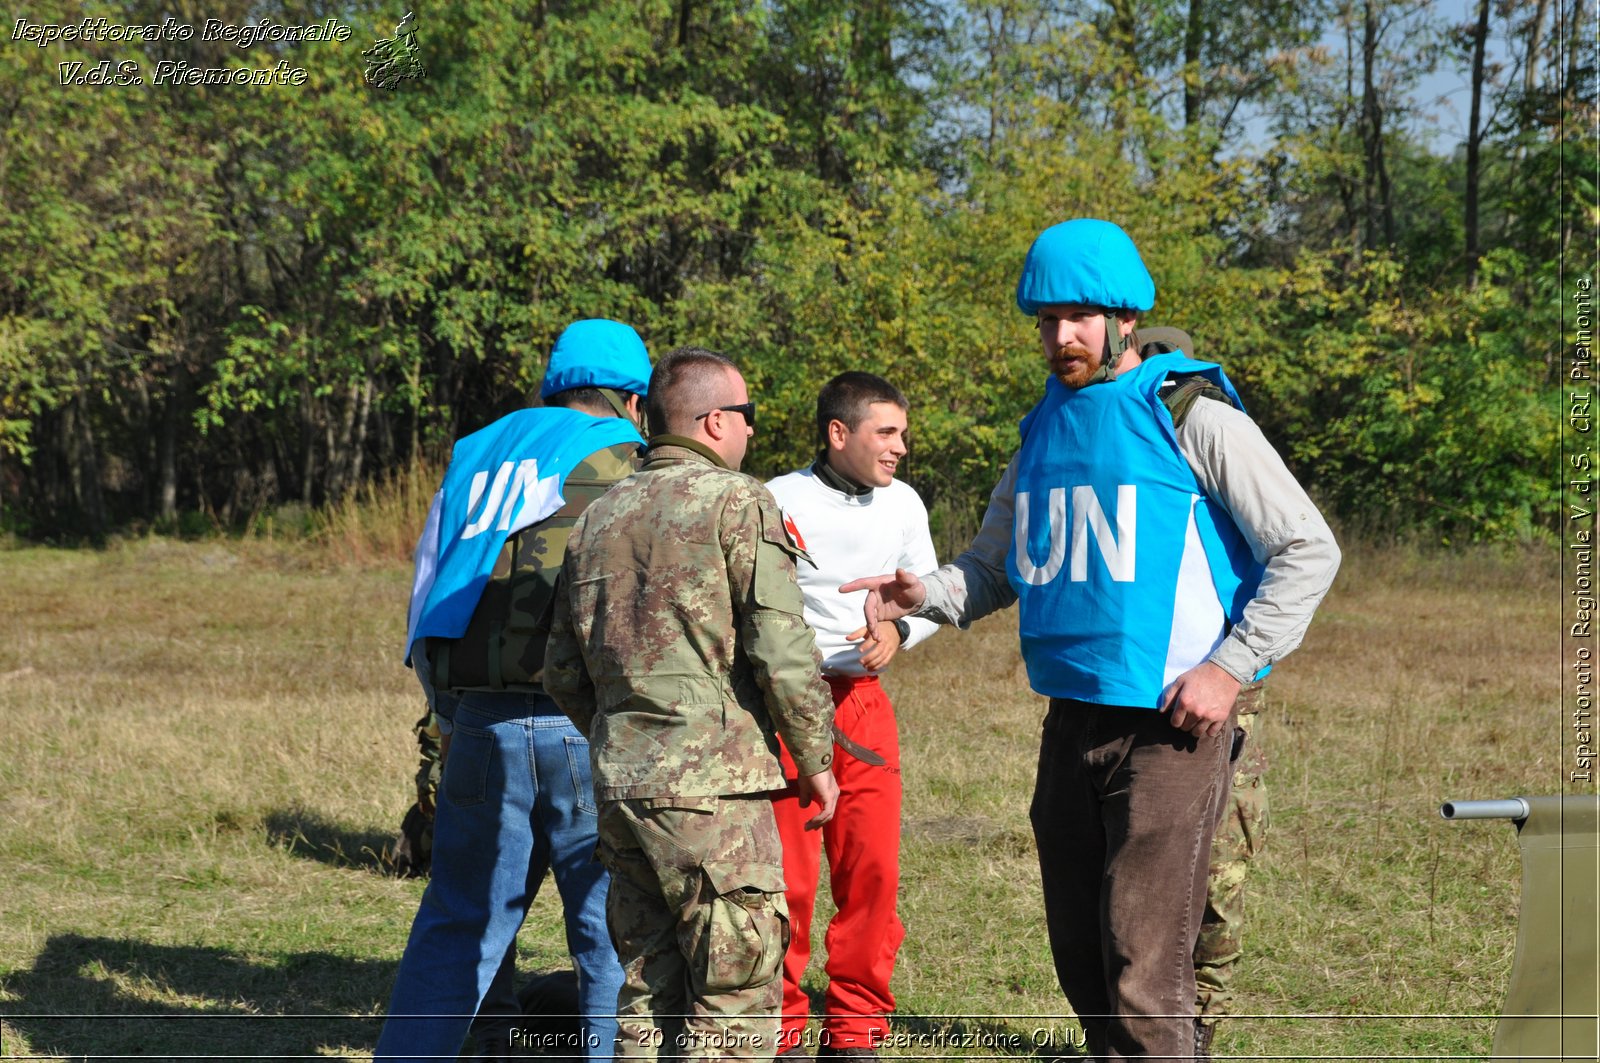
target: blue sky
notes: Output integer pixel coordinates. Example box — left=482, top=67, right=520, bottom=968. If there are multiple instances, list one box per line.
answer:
left=1412, top=0, right=1516, bottom=149
left=1225, top=0, right=1520, bottom=152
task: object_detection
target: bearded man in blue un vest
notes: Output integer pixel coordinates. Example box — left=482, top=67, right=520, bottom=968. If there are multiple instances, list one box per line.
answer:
left=377, top=319, right=650, bottom=1063
left=843, top=220, right=1340, bottom=1061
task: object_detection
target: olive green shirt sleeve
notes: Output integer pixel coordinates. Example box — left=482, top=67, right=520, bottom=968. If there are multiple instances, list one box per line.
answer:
left=537, top=441, right=638, bottom=736
left=544, top=568, right=597, bottom=736
left=724, top=484, right=836, bottom=778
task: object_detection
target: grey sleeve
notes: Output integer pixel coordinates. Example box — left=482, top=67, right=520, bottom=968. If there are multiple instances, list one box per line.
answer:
left=895, top=487, right=942, bottom=650
left=919, top=453, right=1021, bottom=627
left=1177, top=399, right=1342, bottom=682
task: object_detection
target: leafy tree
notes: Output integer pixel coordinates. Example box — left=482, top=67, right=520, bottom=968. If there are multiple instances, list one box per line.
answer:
left=0, top=0, right=1575, bottom=545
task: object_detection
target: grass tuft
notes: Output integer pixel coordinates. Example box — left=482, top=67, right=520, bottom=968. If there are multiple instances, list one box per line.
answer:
left=305, top=461, right=440, bottom=568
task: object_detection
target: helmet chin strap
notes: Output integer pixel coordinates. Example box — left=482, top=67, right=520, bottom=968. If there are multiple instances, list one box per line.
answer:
left=1084, top=312, right=1132, bottom=386
left=597, top=387, right=646, bottom=435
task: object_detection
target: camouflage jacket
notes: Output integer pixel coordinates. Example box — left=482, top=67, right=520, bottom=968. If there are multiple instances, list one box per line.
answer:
left=545, top=439, right=836, bottom=800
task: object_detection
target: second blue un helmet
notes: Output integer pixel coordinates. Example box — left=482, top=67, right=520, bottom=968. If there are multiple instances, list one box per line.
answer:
left=540, top=318, right=652, bottom=400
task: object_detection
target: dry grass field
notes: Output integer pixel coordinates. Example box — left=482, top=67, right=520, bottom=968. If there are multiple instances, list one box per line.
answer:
left=0, top=535, right=1563, bottom=1060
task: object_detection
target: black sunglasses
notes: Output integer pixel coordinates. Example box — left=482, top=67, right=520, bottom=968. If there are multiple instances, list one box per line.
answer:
left=694, top=402, right=756, bottom=428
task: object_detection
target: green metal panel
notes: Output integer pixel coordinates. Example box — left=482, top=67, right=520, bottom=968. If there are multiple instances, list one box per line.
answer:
left=1492, top=796, right=1599, bottom=1062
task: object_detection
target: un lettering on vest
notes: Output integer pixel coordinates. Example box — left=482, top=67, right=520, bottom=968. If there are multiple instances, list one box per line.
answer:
left=460, top=459, right=557, bottom=540
left=1014, top=484, right=1135, bottom=585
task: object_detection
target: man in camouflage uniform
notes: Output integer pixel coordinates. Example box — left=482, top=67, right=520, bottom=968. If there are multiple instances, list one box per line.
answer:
left=1194, top=681, right=1270, bottom=1055
left=392, top=710, right=441, bottom=878
left=546, top=346, right=840, bottom=1062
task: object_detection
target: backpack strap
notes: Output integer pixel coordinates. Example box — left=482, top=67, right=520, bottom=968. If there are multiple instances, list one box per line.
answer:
left=1158, top=373, right=1234, bottom=429
left=1137, top=325, right=1233, bottom=429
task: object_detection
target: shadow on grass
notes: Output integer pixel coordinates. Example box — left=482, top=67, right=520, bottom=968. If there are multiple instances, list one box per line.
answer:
left=264, top=805, right=399, bottom=875
left=3, top=933, right=394, bottom=1058
left=9, top=936, right=1094, bottom=1060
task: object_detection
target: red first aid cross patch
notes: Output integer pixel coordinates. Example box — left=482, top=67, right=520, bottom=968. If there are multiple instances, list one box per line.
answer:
left=782, top=511, right=808, bottom=553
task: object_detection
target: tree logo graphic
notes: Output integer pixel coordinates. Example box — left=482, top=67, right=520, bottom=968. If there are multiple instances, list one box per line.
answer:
left=363, top=10, right=425, bottom=90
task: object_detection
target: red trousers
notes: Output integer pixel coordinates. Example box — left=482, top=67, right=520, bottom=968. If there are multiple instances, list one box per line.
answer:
left=773, top=675, right=905, bottom=1050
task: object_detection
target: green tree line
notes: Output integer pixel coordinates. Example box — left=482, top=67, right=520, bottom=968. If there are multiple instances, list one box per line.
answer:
left=0, top=0, right=1591, bottom=543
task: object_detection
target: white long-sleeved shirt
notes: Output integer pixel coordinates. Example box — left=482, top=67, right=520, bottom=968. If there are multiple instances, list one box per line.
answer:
left=767, top=467, right=939, bottom=677
left=920, top=395, right=1340, bottom=684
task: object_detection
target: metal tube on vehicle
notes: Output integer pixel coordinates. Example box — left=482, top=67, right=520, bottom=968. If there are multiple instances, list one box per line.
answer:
left=1439, top=797, right=1530, bottom=821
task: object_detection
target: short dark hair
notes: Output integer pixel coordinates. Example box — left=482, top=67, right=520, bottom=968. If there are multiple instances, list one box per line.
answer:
left=544, top=386, right=618, bottom=413
left=646, top=346, right=741, bottom=436
left=816, top=372, right=907, bottom=444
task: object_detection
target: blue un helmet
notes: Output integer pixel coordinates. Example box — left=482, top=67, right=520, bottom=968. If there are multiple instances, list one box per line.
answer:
left=1016, top=220, right=1155, bottom=381
left=541, top=319, right=652, bottom=429
left=1016, top=219, right=1155, bottom=315
left=540, top=318, right=652, bottom=400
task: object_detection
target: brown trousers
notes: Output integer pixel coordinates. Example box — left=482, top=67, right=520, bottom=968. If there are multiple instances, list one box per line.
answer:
left=1030, top=700, right=1233, bottom=1061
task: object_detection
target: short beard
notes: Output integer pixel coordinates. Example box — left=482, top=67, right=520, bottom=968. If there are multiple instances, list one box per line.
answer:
left=1050, top=342, right=1103, bottom=389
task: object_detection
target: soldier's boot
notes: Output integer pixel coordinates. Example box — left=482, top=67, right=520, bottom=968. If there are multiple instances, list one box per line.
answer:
left=817, top=1046, right=877, bottom=1059
left=777, top=1044, right=815, bottom=1063
left=470, top=1021, right=517, bottom=1062
left=1194, top=1018, right=1215, bottom=1060
left=391, top=802, right=434, bottom=878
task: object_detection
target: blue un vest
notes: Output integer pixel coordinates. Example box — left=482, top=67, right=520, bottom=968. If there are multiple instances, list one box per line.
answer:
left=408, top=407, right=643, bottom=650
left=1007, top=354, right=1264, bottom=707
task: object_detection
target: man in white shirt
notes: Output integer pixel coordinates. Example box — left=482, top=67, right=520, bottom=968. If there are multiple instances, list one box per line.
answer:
left=766, top=372, right=938, bottom=1060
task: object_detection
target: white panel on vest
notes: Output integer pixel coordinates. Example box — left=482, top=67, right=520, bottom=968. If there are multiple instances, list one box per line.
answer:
left=1070, top=484, right=1136, bottom=582
left=1162, top=495, right=1228, bottom=688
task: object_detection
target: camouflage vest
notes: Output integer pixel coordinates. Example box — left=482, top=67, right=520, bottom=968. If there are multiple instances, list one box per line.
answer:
left=1138, top=326, right=1234, bottom=425
left=426, top=440, right=638, bottom=691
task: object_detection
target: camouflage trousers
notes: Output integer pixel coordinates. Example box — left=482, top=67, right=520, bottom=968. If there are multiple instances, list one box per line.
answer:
left=413, top=708, right=443, bottom=811
left=392, top=709, right=443, bottom=878
left=1194, top=682, right=1270, bottom=1024
left=597, top=794, right=790, bottom=1061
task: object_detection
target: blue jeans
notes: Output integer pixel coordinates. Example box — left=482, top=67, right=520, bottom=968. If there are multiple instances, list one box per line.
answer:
left=375, top=692, right=622, bottom=1061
